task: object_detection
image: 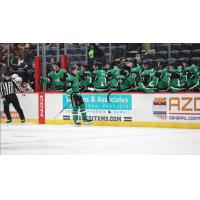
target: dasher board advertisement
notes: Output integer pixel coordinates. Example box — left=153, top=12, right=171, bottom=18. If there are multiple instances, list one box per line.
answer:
left=134, top=93, right=200, bottom=122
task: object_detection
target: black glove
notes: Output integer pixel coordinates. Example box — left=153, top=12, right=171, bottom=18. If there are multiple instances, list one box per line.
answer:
left=91, top=74, right=97, bottom=82
left=107, top=72, right=113, bottom=80
left=80, top=73, right=86, bottom=80
left=131, top=83, right=136, bottom=88
left=186, top=71, right=192, bottom=77
left=171, top=73, right=180, bottom=79
left=155, top=72, right=162, bottom=79
left=71, top=93, right=83, bottom=107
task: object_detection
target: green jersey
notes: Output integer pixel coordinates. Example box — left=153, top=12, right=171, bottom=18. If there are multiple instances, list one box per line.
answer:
left=130, top=64, right=142, bottom=82
left=107, top=66, right=120, bottom=89
left=168, top=68, right=185, bottom=91
left=116, top=69, right=136, bottom=91
left=93, top=69, right=108, bottom=92
left=156, top=68, right=170, bottom=91
left=66, top=74, right=80, bottom=95
left=78, top=69, right=92, bottom=91
left=138, top=68, right=157, bottom=92
left=44, top=69, right=67, bottom=89
left=184, top=64, right=200, bottom=91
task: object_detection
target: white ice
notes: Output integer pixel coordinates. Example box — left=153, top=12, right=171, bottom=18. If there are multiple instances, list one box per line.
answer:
left=1, top=124, right=200, bottom=154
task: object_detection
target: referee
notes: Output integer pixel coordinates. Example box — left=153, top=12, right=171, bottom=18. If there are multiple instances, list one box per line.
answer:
left=0, top=71, right=25, bottom=123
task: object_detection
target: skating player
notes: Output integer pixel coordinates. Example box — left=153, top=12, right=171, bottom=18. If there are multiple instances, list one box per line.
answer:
left=66, top=66, right=93, bottom=126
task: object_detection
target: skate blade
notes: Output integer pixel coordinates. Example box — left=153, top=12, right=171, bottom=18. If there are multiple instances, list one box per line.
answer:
left=5, top=122, right=13, bottom=125
left=84, top=121, right=93, bottom=125
left=74, top=124, right=81, bottom=127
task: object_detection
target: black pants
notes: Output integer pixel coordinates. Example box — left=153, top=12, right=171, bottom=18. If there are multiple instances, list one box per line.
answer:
left=3, top=93, right=25, bottom=121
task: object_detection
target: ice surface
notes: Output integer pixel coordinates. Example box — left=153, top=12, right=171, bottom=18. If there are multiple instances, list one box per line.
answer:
left=1, top=124, right=200, bottom=154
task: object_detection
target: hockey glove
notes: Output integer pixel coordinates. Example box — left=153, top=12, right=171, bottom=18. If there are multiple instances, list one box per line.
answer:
left=39, top=77, right=44, bottom=84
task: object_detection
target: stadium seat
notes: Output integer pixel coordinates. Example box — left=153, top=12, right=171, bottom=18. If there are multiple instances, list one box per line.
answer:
left=113, top=47, right=124, bottom=59
left=177, top=57, right=190, bottom=63
left=181, top=50, right=191, bottom=57
left=72, top=43, right=80, bottom=48
left=153, top=58, right=165, bottom=63
left=46, top=48, right=57, bottom=56
left=112, top=43, right=121, bottom=47
left=191, top=49, right=200, bottom=58
left=156, top=44, right=169, bottom=52
left=67, top=49, right=74, bottom=54
left=80, top=49, right=86, bottom=55
left=79, top=55, right=86, bottom=63
left=99, top=46, right=105, bottom=52
left=191, top=43, right=200, bottom=50
left=156, top=51, right=168, bottom=59
left=144, top=59, right=153, bottom=64
left=144, top=51, right=156, bottom=60
left=171, top=43, right=181, bottom=51
left=170, top=50, right=179, bottom=58
left=99, top=43, right=109, bottom=47
left=191, top=57, right=200, bottom=65
left=30, top=43, right=37, bottom=49
left=74, top=48, right=81, bottom=55
left=104, top=48, right=110, bottom=54
left=79, top=43, right=86, bottom=48
left=168, top=58, right=176, bottom=64
left=180, top=43, right=192, bottom=51
left=59, top=48, right=64, bottom=54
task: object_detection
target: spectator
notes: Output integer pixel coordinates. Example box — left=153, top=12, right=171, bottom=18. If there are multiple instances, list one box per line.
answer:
left=87, top=43, right=106, bottom=69
left=46, top=57, right=56, bottom=73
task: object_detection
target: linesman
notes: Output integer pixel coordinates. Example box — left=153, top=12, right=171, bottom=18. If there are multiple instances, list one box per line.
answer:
left=0, top=71, right=25, bottom=123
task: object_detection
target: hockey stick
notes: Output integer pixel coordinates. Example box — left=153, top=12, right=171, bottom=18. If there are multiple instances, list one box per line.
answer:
left=107, top=87, right=113, bottom=103
left=54, top=101, right=72, bottom=119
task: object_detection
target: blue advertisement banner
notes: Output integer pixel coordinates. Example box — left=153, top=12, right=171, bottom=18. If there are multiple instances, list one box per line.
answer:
left=63, top=94, right=132, bottom=111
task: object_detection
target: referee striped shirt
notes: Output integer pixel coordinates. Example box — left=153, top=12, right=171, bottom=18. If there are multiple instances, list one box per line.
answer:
left=0, top=79, right=23, bottom=98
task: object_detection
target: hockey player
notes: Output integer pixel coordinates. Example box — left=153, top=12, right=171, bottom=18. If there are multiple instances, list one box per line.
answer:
left=154, top=62, right=170, bottom=92
left=130, top=59, right=142, bottom=83
left=92, top=62, right=108, bottom=92
left=168, top=61, right=185, bottom=92
left=129, top=59, right=142, bottom=91
left=117, top=63, right=136, bottom=92
left=40, top=62, right=68, bottom=91
left=77, top=65, right=93, bottom=91
left=66, top=66, right=92, bottom=126
left=138, top=62, right=157, bottom=92
left=184, top=62, right=200, bottom=91
left=107, top=65, right=121, bottom=91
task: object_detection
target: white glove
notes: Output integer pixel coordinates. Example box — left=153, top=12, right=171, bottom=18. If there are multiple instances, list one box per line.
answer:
left=88, top=87, right=95, bottom=92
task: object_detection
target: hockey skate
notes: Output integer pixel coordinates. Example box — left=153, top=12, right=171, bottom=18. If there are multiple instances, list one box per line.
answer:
left=83, top=119, right=93, bottom=125
left=6, top=120, right=12, bottom=124
left=21, top=119, right=25, bottom=123
left=74, top=121, right=81, bottom=127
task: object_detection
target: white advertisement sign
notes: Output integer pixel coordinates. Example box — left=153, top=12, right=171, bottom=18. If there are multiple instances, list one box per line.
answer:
left=134, top=93, right=200, bottom=123
left=45, top=93, right=134, bottom=122
left=0, top=93, right=38, bottom=119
